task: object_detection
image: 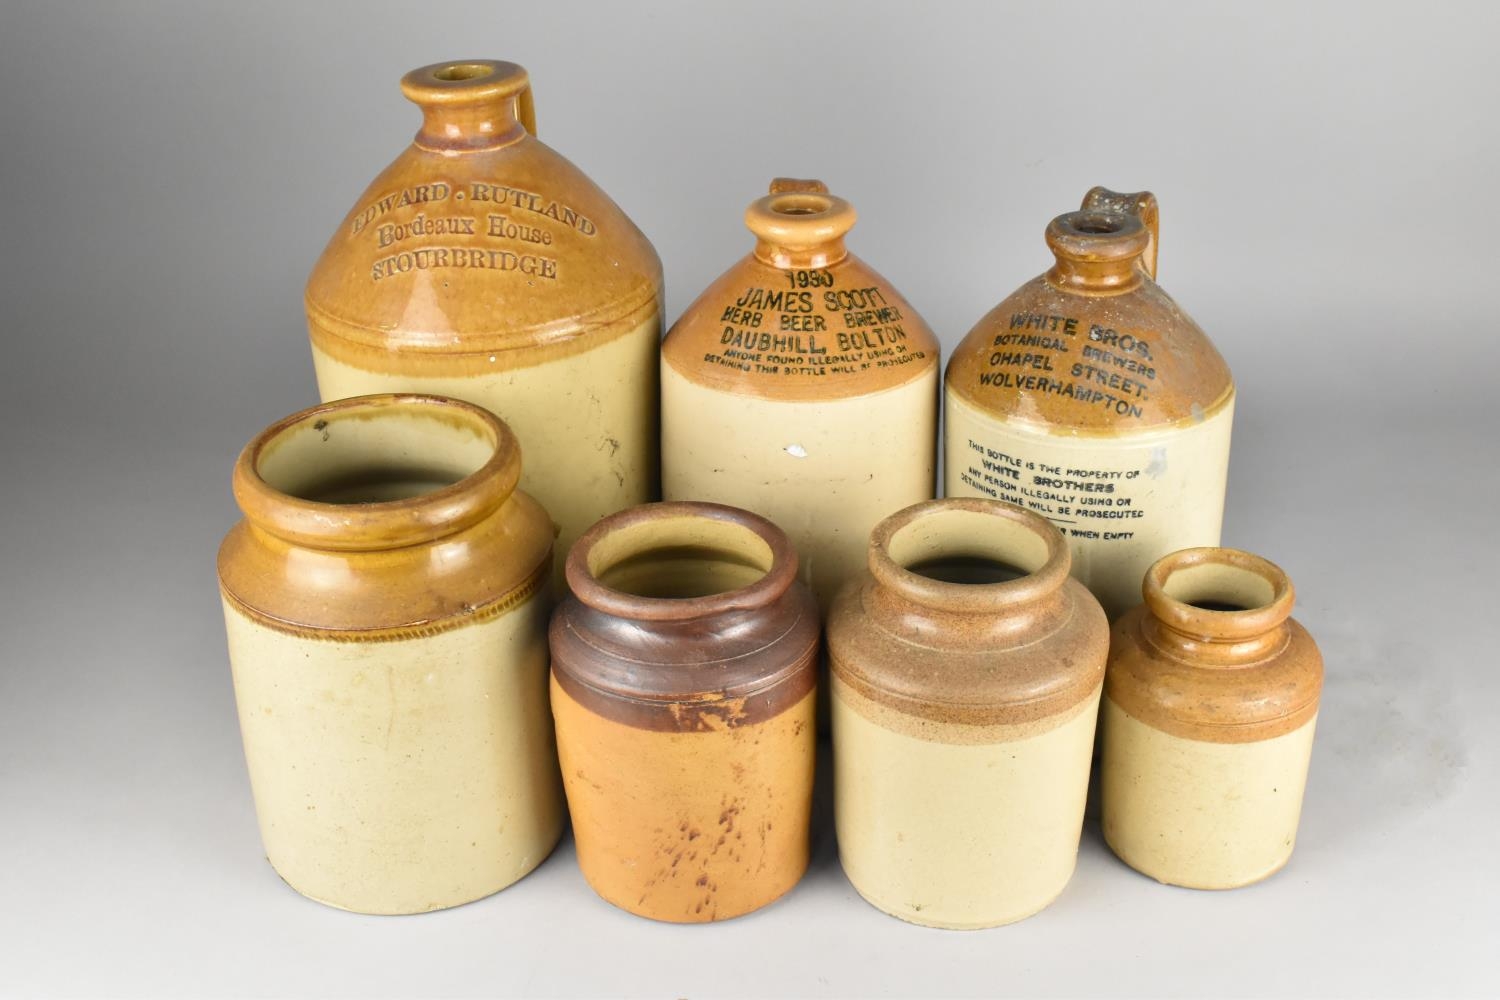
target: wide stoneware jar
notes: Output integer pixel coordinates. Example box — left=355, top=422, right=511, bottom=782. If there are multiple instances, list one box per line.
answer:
left=827, top=498, right=1109, bottom=928
left=304, top=60, right=664, bottom=577
left=661, top=178, right=939, bottom=614
left=217, top=393, right=562, bottom=914
left=1101, top=547, right=1323, bottom=889
left=945, top=187, right=1234, bottom=619
left=550, top=501, right=818, bottom=922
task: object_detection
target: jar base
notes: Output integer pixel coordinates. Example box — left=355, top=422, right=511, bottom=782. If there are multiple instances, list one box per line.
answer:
left=842, top=867, right=1072, bottom=930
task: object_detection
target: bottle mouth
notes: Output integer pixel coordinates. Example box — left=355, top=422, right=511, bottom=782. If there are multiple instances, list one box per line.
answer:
left=232, top=394, right=521, bottom=551
left=744, top=187, right=857, bottom=260
left=868, top=499, right=1071, bottom=613
left=565, top=502, right=799, bottom=622
left=399, top=59, right=530, bottom=105
left=1046, top=209, right=1152, bottom=262
left=1143, top=547, right=1295, bottom=641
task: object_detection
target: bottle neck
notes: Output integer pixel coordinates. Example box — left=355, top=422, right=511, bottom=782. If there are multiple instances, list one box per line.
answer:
left=1046, top=255, right=1145, bottom=293
left=414, top=96, right=529, bottom=152
left=1043, top=209, right=1153, bottom=294
left=1140, top=547, right=1297, bottom=666
left=399, top=60, right=534, bottom=154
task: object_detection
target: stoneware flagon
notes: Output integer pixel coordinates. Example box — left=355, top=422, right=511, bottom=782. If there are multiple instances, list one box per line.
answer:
left=550, top=501, right=819, bottom=922
left=661, top=178, right=939, bottom=615
left=217, top=393, right=562, bottom=914
left=1101, top=547, right=1323, bottom=889
left=304, top=60, right=664, bottom=579
left=827, top=498, right=1109, bottom=928
left=944, top=187, right=1234, bottom=618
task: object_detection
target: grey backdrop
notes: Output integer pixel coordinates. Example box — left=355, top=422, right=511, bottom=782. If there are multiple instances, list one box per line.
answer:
left=1, top=2, right=1495, bottom=997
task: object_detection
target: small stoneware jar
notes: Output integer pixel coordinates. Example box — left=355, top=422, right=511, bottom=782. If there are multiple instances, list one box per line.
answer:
left=550, top=502, right=819, bottom=923
left=828, top=498, right=1109, bottom=928
left=217, top=393, right=562, bottom=914
left=662, top=178, right=940, bottom=615
left=305, top=60, right=664, bottom=580
left=1101, top=547, right=1323, bottom=889
left=945, top=187, right=1234, bottom=618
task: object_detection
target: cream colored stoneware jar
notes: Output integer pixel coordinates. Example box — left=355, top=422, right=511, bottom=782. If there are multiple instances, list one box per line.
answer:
left=1101, top=547, right=1323, bottom=890
left=661, top=179, right=939, bottom=615
left=304, top=61, right=663, bottom=583
left=945, top=188, right=1234, bottom=619
left=827, top=499, right=1108, bottom=928
left=217, top=394, right=562, bottom=914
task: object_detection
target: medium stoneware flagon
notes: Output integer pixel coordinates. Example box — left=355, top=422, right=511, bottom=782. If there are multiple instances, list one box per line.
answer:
left=304, top=60, right=664, bottom=581
left=1101, top=547, right=1323, bottom=889
left=217, top=393, right=562, bottom=914
left=945, top=188, right=1235, bottom=618
left=550, top=501, right=818, bottom=923
left=661, top=178, right=940, bottom=615
left=827, top=498, right=1109, bottom=928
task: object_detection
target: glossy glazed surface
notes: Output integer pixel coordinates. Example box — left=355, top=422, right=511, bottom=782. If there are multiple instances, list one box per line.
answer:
left=304, top=60, right=663, bottom=573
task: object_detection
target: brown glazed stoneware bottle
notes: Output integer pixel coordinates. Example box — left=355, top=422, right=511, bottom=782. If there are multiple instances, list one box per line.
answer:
left=216, top=394, right=562, bottom=914
left=1101, top=547, right=1323, bottom=889
left=304, top=60, right=663, bottom=583
left=661, top=178, right=940, bottom=615
left=827, top=498, right=1109, bottom=928
left=550, top=501, right=819, bottom=922
left=945, top=188, right=1234, bottom=619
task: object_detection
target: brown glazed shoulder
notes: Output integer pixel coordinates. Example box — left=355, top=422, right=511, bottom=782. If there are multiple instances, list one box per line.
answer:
left=549, top=583, right=820, bottom=733
left=218, top=492, right=553, bottom=640
left=945, top=274, right=1233, bottom=433
left=827, top=574, right=1109, bottom=728
left=305, top=133, right=662, bottom=374
left=662, top=249, right=939, bottom=402
left=1105, top=606, right=1324, bottom=743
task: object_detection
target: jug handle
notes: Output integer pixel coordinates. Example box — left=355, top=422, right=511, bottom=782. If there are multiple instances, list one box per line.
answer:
left=517, top=84, right=537, bottom=138
left=1081, top=187, right=1159, bottom=280
left=769, top=178, right=829, bottom=195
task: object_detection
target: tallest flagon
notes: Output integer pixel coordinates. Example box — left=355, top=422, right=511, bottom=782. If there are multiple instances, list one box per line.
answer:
left=304, top=61, right=663, bottom=580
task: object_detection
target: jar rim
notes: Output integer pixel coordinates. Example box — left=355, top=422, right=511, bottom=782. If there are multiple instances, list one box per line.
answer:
left=564, top=501, right=800, bottom=622
left=231, top=393, right=521, bottom=552
left=1143, top=547, right=1296, bottom=641
left=867, top=498, right=1072, bottom=614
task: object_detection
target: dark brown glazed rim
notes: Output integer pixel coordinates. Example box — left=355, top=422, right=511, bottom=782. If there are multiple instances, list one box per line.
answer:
left=564, top=501, right=801, bottom=623
left=553, top=502, right=819, bottom=731
left=232, top=393, right=521, bottom=552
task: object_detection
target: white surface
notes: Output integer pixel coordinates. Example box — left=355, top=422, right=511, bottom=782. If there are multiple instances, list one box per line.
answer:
left=0, top=2, right=1495, bottom=996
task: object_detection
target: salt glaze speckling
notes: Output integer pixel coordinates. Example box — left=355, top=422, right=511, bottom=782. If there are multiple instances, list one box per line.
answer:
left=550, top=501, right=818, bottom=922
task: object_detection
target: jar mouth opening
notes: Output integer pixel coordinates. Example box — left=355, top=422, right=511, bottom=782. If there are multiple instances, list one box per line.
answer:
left=870, top=500, right=1070, bottom=612
left=567, top=502, right=798, bottom=621
left=1046, top=210, right=1151, bottom=262
left=400, top=59, right=530, bottom=104
left=744, top=190, right=857, bottom=260
left=233, top=394, right=520, bottom=551
left=1144, top=548, right=1295, bottom=640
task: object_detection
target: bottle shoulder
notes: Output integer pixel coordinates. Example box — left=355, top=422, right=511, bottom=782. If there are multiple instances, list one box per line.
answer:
left=946, top=273, right=1234, bottom=433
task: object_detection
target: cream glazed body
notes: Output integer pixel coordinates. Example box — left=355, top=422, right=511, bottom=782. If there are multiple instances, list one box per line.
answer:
left=662, top=180, right=939, bottom=614
left=945, top=188, right=1234, bottom=619
left=828, top=499, right=1109, bottom=928
left=217, top=394, right=563, bottom=914
left=1101, top=547, right=1324, bottom=890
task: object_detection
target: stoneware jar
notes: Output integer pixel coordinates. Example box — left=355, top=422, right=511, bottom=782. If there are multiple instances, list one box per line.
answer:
left=550, top=501, right=819, bottom=922
left=304, top=60, right=664, bottom=578
left=945, top=187, right=1234, bottom=618
left=661, top=178, right=939, bottom=615
left=1101, top=547, right=1323, bottom=889
left=217, top=393, right=562, bottom=914
left=828, top=498, right=1109, bottom=928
